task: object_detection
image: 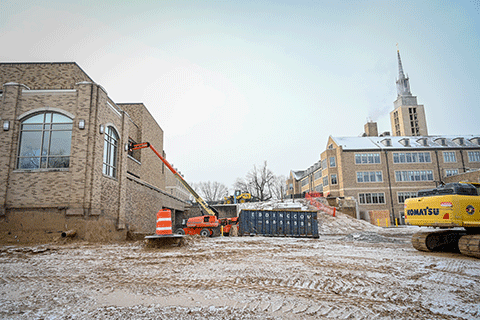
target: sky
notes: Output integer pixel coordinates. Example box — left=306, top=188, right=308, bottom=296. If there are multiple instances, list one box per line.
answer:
left=2, top=0, right=480, bottom=189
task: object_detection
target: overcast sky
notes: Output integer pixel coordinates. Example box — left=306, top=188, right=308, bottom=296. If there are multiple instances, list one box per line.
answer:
left=2, top=0, right=479, bottom=189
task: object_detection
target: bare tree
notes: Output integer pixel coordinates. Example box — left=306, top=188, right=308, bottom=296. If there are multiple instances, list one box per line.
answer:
left=194, top=181, right=229, bottom=202
left=269, top=174, right=287, bottom=201
left=245, top=161, right=275, bottom=202
left=233, top=178, right=252, bottom=194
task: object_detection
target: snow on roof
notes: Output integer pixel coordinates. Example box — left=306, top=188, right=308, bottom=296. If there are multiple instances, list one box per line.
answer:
left=331, top=135, right=480, bottom=150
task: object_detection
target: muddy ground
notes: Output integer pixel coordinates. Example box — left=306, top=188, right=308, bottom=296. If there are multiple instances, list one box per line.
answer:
left=0, top=211, right=479, bottom=319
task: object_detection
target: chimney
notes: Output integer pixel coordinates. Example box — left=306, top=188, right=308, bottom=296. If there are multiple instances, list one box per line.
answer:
left=364, top=121, right=378, bottom=137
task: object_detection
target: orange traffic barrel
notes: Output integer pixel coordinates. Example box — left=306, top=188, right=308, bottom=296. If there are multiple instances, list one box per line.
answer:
left=156, top=209, right=173, bottom=235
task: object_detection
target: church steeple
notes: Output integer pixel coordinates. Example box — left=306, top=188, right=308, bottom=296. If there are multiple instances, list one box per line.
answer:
left=396, top=49, right=412, bottom=97
left=390, top=46, right=428, bottom=137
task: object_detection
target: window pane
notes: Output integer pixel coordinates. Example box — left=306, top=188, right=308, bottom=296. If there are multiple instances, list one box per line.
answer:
left=359, top=194, right=365, bottom=204
left=42, top=131, right=50, bottom=155
left=50, top=131, right=72, bottom=156
left=357, top=172, right=363, bottom=182
left=48, top=157, right=69, bottom=168
left=51, top=124, right=73, bottom=130
left=22, top=124, right=43, bottom=131
left=52, top=113, right=72, bottom=123
left=23, top=114, right=44, bottom=123
left=366, top=194, right=372, bottom=203
left=18, top=157, right=40, bottom=169
left=379, top=193, right=385, bottom=203
left=19, top=131, right=42, bottom=157
left=411, top=153, right=418, bottom=163
left=395, top=172, right=401, bottom=181
left=364, top=172, right=369, bottom=182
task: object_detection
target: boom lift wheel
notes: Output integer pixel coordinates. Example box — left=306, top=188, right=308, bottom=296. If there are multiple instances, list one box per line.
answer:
left=200, top=228, right=211, bottom=237
left=175, top=228, right=185, bottom=235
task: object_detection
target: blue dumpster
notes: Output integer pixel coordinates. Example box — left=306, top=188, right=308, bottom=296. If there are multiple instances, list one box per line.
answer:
left=238, top=209, right=319, bottom=238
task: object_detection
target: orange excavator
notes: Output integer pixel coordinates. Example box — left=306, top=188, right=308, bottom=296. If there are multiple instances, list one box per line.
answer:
left=129, top=142, right=224, bottom=237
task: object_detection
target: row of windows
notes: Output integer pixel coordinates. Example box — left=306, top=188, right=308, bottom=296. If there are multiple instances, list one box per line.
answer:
left=355, top=153, right=381, bottom=164
left=397, top=191, right=417, bottom=203
left=357, top=151, right=480, bottom=165
left=469, top=151, right=480, bottom=162
left=359, top=192, right=416, bottom=205
left=353, top=168, right=460, bottom=184
left=359, top=193, right=385, bottom=204
left=356, top=171, right=383, bottom=183
left=17, top=111, right=119, bottom=178
left=395, top=170, right=434, bottom=182
left=393, top=152, right=431, bottom=163
left=443, top=151, right=456, bottom=163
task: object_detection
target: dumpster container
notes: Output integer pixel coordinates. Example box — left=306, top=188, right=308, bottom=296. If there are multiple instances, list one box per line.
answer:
left=238, top=209, right=319, bottom=238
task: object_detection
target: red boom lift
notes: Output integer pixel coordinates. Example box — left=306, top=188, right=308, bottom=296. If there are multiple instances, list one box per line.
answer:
left=129, top=142, right=225, bottom=237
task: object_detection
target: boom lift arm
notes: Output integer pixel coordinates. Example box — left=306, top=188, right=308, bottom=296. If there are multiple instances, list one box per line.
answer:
left=129, top=142, right=218, bottom=217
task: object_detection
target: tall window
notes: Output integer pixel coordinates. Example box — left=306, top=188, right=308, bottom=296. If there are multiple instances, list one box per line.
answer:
left=17, top=112, right=72, bottom=169
left=329, top=157, right=336, bottom=167
left=331, top=174, right=337, bottom=185
left=103, top=126, right=119, bottom=178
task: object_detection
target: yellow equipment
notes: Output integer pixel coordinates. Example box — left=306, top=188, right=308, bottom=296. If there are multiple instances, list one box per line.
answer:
left=404, top=182, right=480, bottom=258
left=223, top=190, right=253, bottom=204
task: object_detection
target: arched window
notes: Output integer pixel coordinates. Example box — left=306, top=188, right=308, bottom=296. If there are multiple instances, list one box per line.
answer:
left=17, top=112, right=73, bottom=169
left=103, top=126, right=119, bottom=178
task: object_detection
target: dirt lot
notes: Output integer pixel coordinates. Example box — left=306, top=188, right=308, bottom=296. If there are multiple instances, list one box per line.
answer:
left=1, top=210, right=479, bottom=319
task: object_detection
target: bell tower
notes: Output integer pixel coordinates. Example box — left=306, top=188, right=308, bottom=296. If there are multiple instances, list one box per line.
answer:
left=390, top=48, right=428, bottom=136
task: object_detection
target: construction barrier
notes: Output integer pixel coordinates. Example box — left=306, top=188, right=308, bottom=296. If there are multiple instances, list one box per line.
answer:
left=305, top=193, right=336, bottom=217
left=155, top=209, right=173, bottom=235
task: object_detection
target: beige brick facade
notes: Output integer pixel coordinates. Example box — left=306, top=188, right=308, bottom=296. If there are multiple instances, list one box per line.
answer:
left=0, top=62, right=187, bottom=243
left=290, top=135, right=480, bottom=224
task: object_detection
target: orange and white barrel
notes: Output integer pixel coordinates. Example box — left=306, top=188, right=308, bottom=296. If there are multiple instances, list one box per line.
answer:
left=156, top=209, right=173, bottom=235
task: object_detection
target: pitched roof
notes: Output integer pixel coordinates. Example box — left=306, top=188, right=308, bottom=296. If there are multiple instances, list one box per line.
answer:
left=330, top=135, right=480, bottom=150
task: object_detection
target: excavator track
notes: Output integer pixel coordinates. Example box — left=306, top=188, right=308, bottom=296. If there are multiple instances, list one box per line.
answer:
left=458, top=234, right=480, bottom=258
left=411, top=230, right=465, bottom=253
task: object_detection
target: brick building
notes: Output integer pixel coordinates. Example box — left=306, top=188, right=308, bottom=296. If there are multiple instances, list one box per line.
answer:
left=0, top=62, right=188, bottom=243
left=287, top=51, right=480, bottom=224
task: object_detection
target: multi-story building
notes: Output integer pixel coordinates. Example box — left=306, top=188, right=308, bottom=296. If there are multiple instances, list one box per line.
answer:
left=0, top=62, right=188, bottom=242
left=287, top=51, right=480, bottom=224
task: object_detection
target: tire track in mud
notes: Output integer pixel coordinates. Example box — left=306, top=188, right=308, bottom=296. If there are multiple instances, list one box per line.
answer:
left=1, top=238, right=478, bottom=319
